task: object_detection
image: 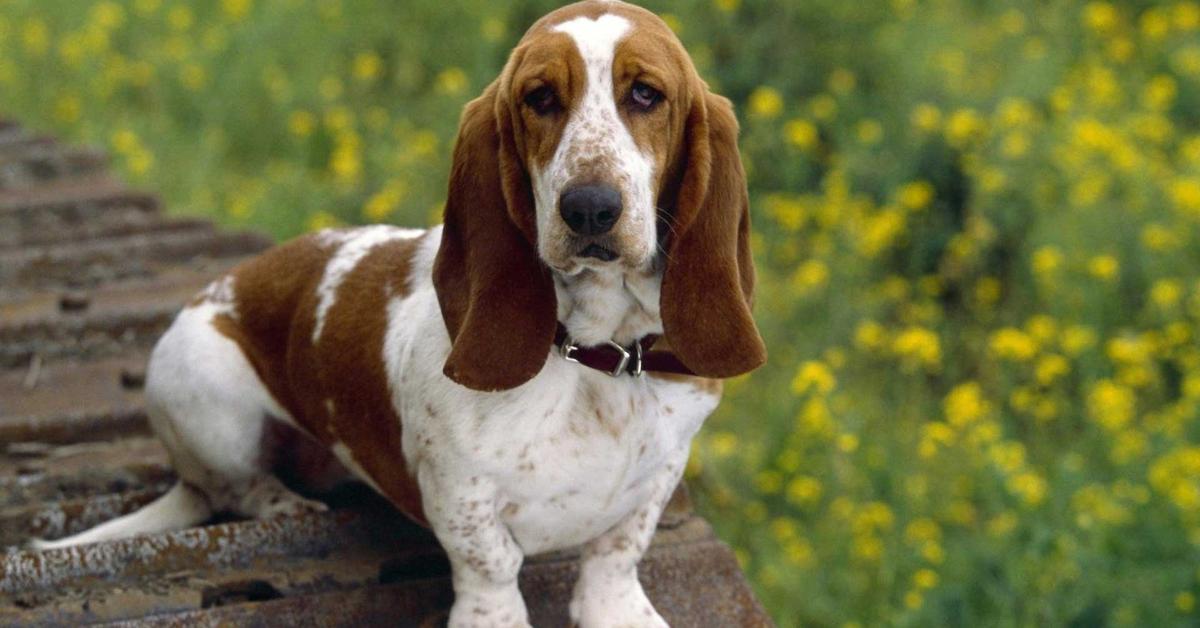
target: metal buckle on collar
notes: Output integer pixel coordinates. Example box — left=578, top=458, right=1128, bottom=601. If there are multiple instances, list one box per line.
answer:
left=560, top=336, right=642, bottom=377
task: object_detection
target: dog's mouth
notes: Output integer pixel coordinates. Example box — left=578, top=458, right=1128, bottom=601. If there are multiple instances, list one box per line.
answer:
left=579, top=243, right=618, bottom=262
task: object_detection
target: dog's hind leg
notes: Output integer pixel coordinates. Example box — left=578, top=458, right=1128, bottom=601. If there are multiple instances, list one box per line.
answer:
left=28, top=481, right=211, bottom=551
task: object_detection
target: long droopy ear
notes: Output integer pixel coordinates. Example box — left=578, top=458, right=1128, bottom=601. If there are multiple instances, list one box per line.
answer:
left=433, top=82, right=557, bottom=391
left=660, top=89, right=767, bottom=378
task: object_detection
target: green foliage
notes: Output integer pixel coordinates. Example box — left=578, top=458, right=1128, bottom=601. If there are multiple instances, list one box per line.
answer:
left=4, top=0, right=1200, bottom=625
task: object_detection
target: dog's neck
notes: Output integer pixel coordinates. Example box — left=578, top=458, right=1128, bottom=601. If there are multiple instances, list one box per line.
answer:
left=554, top=261, right=664, bottom=347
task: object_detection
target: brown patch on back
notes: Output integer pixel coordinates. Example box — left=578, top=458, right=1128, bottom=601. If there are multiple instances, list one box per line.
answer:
left=210, top=230, right=428, bottom=525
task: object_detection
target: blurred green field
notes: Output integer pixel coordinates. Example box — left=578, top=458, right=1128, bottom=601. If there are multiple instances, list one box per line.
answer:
left=4, top=0, right=1200, bottom=625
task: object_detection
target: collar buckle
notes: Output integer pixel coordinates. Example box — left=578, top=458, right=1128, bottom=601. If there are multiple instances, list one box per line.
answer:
left=560, top=336, right=641, bottom=377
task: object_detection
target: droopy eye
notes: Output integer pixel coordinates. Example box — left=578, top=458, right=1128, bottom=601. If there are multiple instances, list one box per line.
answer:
left=630, top=81, right=663, bottom=110
left=524, top=86, right=560, bottom=115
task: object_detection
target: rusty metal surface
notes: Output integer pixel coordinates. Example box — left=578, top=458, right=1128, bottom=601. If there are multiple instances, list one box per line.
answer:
left=0, top=120, right=773, bottom=626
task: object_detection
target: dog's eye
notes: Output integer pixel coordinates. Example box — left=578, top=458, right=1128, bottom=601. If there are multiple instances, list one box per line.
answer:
left=524, top=86, right=560, bottom=115
left=630, top=81, right=663, bottom=111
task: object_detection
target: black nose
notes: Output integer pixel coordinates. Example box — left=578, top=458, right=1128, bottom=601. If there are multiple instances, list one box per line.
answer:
left=559, top=185, right=623, bottom=236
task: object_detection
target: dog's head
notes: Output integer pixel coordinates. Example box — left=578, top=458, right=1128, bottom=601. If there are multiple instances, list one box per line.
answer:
left=433, top=0, right=766, bottom=391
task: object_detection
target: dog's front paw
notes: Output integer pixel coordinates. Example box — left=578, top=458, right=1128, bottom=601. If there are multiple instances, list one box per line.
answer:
left=570, top=579, right=667, bottom=628
left=448, top=588, right=531, bottom=628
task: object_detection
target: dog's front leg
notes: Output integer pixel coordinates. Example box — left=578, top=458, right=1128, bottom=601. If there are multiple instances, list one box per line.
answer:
left=420, top=464, right=529, bottom=628
left=569, top=459, right=684, bottom=628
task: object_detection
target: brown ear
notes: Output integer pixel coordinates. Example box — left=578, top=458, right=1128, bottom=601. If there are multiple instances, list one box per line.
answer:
left=660, top=90, right=767, bottom=378
left=433, top=82, right=557, bottom=391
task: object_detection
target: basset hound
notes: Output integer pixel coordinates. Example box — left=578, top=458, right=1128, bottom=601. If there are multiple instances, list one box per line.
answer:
left=32, top=1, right=766, bottom=625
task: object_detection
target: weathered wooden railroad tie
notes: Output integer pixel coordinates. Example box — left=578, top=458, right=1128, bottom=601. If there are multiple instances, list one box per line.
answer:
left=0, top=119, right=772, bottom=626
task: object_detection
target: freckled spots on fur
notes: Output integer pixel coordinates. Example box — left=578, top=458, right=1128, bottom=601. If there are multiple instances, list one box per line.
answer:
left=424, top=402, right=439, bottom=418
left=664, top=405, right=674, bottom=414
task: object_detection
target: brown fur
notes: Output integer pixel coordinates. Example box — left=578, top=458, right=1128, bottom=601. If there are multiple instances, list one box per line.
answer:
left=212, top=232, right=427, bottom=523
left=434, top=0, right=764, bottom=390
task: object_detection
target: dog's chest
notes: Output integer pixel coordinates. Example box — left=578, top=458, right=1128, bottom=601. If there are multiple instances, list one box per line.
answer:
left=417, top=372, right=718, bottom=555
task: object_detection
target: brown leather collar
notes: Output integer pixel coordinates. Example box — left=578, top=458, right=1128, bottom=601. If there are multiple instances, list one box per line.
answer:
left=553, top=324, right=695, bottom=377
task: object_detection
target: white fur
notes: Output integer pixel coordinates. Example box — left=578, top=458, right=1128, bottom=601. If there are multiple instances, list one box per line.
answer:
left=35, top=15, right=722, bottom=628
left=312, top=225, right=424, bottom=342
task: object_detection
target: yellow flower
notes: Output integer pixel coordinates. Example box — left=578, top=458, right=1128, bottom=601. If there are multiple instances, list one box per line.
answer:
left=1174, top=46, right=1200, bottom=76
left=363, top=181, right=408, bottom=222
left=134, top=0, right=162, bottom=15
left=855, top=321, right=887, bottom=351
left=22, top=19, right=49, bottom=56
left=1170, top=178, right=1200, bottom=215
left=1088, top=379, right=1136, bottom=431
left=905, top=518, right=941, bottom=544
left=329, top=132, right=363, bottom=183
left=167, top=6, right=194, bottom=31
left=897, top=181, right=935, bottom=210
left=790, top=259, right=829, bottom=294
left=784, top=119, right=818, bottom=150
left=904, top=590, right=923, bottom=609
left=1082, top=2, right=1119, bottom=32
left=1176, top=2, right=1200, bottom=30
left=785, top=476, right=823, bottom=506
left=944, top=381, right=990, bottom=426
left=306, top=210, right=340, bottom=232
left=990, top=328, right=1038, bottom=362
left=1061, top=325, right=1097, bottom=355
left=809, top=94, right=838, bottom=121
left=859, top=208, right=906, bottom=257
left=1142, top=75, right=1178, bottom=111
left=1035, top=354, right=1070, bottom=386
left=481, top=16, right=507, bottom=41
left=708, top=431, right=738, bottom=458
left=1008, top=471, right=1048, bottom=506
left=53, top=94, right=82, bottom=124
left=436, top=67, right=469, bottom=95
left=753, top=470, right=782, bottom=494
left=1088, top=255, right=1120, bottom=281
left=892, top=326, right=942, bottom=371
left=999, top=9, right=1026, bottom=35
left=1142, top=223, right=1181, bottom=251
left=1141, top=8, right=1172, bottom=40
left=714, top=0, right=740, bottom=13
left=319, top=76, right=344, bottom=101
left=353, top=52, right=383, bottom=82
left=1149, top=447, right=1200, bottom=512
left=1151, top=279, right=1183, bottom=309
left=288, top=110, right=316, bottom=137
left=221, top=0, right=252, bottom=20
left=856, top=119, right=883, bottom=145
left=945, top=108, right=985, bottom=148
left=1031, top=245, right=1063, bottom=277
left=1177, top=592, right=1196, bottom=613
left=913, top=568, right=939, bottom=589
left=911, top=103, right=941, bottom=133
left=921, top=541, right=945, bottom=564
left=748, top=86, right=783, bottom=119
left=791, top=360, right=836, bottom=395
left=837, top=433, right=859, bottom=453
left=828, top=68, right=856, bottom=94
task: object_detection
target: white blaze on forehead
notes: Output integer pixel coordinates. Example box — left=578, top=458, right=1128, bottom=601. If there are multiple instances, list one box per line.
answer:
left=312, top=225, right=424, bottom=343
left=553, top=14, right=630, bottom=68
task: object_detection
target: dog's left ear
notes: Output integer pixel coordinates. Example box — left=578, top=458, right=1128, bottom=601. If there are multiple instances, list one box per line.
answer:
left=660, top=88, right=767, bottom=378
left=433, top=81, right=557, bottom=391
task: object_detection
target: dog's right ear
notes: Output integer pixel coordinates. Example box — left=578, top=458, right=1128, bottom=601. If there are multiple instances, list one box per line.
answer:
left=433, top=81, right=558, bottom=392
